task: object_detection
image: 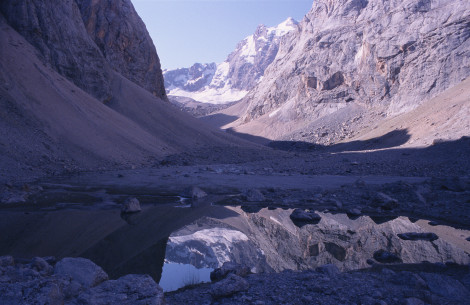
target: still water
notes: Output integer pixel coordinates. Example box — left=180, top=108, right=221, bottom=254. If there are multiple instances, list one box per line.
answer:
left=0, top=201, right=469, bottom=292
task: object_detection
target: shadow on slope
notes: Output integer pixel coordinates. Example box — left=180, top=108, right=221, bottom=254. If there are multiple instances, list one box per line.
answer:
left=268, top=129, right=412, bottom=152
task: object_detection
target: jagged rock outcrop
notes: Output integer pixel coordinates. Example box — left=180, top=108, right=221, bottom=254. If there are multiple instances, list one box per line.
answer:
left=164, top=18, right=299, bottom=104
left=76, top=0, right=166, bottom=99
left=227, top=0, right=470, bottom=142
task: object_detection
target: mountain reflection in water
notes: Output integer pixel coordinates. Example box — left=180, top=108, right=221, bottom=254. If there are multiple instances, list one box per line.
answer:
left=0, top=204, right=468, bottom=292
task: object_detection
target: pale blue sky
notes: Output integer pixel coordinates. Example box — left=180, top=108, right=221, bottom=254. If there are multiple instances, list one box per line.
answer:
left=133, top=0, right=313, bottom=70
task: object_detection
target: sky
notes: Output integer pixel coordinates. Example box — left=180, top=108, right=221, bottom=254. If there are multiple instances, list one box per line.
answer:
left=133, top=0, right=313, bottom=70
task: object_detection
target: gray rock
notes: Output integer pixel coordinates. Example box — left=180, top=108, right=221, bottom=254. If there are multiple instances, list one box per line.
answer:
left=232, top=0, right=470, bottom=143
left=54, top=257, right=108, bottom=288
left=210, top=273, right=249, bottom=299
left=190, top=186, right=207, bottom=200
left=348, top=208, right=362, bottom=216
left=31, top=257, right=53, bottom=275
left=77, top=274, right=164, bottom=305
left=121, top=197, right=141, bottom=213
left=0, top=0, right=166, bottom=101
left=0, top=0, right=113, bottom=101
left=397, top=232, right=438, bottom=241
left=374, top=192, right=399, bottom=210
left=290, top=208, right=322, bottom=225
left=243, top=189, right=265, bottom=202
left=315, top=264, right=340, bottom=277
left=210, top=262, right=251, bottom=281
left=0, top=191, right=28, bottom=204
left=405, top=297, right=426, bottom=305
left=373, top=250, right=402, bottom=264
left=76, top=0, right=166, bottom=99
left=420, top=273, right=470, bottom=302
left=0, top=256, right=14, bottom=267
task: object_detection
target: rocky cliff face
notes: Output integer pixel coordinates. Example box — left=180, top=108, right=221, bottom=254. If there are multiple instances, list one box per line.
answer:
left=0, top=0, right=166, bottom=101
left=164, top=18, right=298, bottom=104
left=76, top=0, right=166, bottom=99
left=230, top=0, right=470, bottom=142
left=0, top=0, right=113, bottom=101
left=0, top=0, right=246, bottom=181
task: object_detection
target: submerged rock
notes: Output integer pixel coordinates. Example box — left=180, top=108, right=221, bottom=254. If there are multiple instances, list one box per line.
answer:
left=373, top=250, right=402, bottom=264
left=190, top=186, right=207, bottom=200
left=121, top=197, right=141, bottom=213
left=397, top=232, right=439, bottom=241
left=290, top=208, right=321, bottom=226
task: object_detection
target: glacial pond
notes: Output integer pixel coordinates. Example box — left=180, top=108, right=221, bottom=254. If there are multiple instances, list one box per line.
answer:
left=0, top=199, right=469, bottom=292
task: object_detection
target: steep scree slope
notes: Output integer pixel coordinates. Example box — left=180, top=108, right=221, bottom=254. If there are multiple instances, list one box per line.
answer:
left=0, top=0, right=252, bottom=182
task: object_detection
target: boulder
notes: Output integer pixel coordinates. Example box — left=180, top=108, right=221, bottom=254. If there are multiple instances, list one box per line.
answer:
left=210, top=274, right=249, bottom=299
left=210, top=262, right=251, bottom=282
left=373, top=250, right=402, bottom=264
left=121, top=197, right=141, bottom=213
left=397, top=232, right=438, bottom=241
left=290, top=209, right=321, bottom=226
left=242, top=189, right=265, bottom=202
left=31, top=257, right=53, bottom=275
left=405, top=297, right=426, bottom=305
left=77, top=274, right=164, bottom=305
left=347, top=208, right=362, bottom=217
left=190, top=186, right=207, bottom=200
left=420, top=273, right=470, bottom=302
left=373, top=192, right=399, bottom=210
left=315, top=264, right=340, bottom=277
left=54, top=257, right=108, bottom=288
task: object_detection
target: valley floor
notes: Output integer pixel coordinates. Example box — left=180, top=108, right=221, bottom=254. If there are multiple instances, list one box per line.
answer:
left=1, top=136, right=469, bottom=304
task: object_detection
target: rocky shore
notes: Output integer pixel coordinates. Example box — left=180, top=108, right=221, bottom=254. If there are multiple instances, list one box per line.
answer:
left=1, top=255, right=469, bottom=305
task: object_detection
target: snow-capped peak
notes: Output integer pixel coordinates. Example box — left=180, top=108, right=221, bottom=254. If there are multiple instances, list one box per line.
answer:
left=269, top=17, right=298, bottom=37
left=163, top=17, right=298, bottom=105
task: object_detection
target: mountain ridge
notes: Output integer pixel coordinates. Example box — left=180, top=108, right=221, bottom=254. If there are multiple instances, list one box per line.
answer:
left=219, top=0, right=470, bottom=144
left=164, top=17, right=299, bottom=104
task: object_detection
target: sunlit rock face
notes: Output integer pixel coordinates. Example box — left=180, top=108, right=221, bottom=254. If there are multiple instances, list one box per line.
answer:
left=0, top=0, right=166, bottom=100
left=163, top=18, right=299, bottom=104
left=235, top=0, right=470, bottom=139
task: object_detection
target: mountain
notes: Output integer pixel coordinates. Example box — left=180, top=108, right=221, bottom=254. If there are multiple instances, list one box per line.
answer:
left=163, top=18, right=299, bottom=104
left=220, top=0, right=470, bottom=144
left=0, top=0, right=249, bottom=182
